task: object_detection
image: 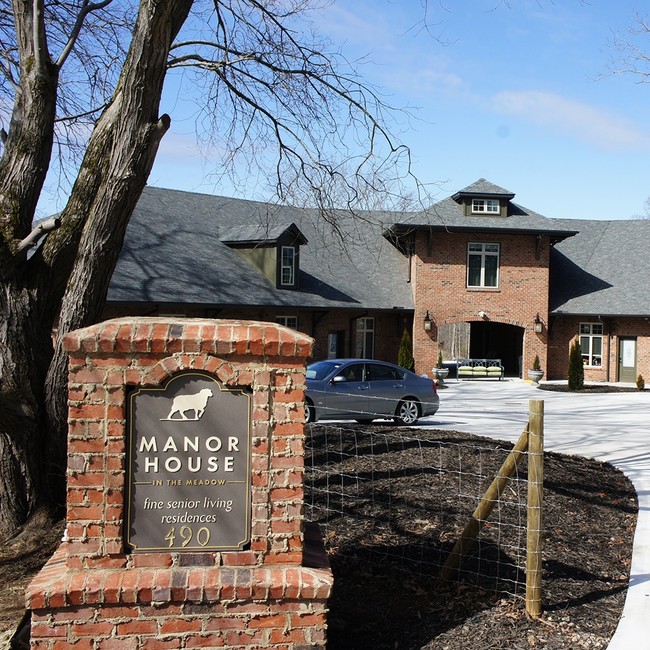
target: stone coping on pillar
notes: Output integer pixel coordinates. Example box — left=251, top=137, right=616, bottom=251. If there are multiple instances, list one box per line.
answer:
left=62, top=317, right=313, bottom=360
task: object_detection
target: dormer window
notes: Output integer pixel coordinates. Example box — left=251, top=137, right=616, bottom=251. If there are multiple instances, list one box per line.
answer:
left=280, top=246, right=296, bottom=286
left=451, top=179, right=514, bottom=217
left=220, top=222, right=306, bottom=290
left=472, top=198, right=500, bottom=214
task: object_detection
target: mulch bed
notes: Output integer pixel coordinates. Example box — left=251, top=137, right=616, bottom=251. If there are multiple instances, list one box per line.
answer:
left=538, top=383, right=643, bottom=393
left=0, top=425, right=637, bottom=650
left=306, top=424, right=637, bottom=649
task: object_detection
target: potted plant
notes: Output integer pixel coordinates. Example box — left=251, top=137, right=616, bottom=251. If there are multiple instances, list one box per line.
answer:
left=528, top=354, right=544, bottom=384
left=433, top=351, right=449, bottom=383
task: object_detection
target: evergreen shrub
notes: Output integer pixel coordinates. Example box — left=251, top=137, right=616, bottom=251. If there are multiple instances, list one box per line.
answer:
left=568, top=339, right=584, bottom=391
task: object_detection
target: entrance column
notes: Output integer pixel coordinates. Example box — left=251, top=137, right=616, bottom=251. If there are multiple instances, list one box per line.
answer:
left=27, top=317, right=332, bottom=649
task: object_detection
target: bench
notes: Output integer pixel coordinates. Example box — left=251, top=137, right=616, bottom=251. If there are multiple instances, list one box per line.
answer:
left=457, top=359, right=504, bottom=380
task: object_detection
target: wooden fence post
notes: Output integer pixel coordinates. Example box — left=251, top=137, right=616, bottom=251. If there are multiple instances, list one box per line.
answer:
left=526, top=399, right=544, bottom=617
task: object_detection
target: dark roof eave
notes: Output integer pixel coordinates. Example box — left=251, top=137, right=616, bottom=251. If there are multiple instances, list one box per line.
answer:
left=222, top=239, right=275, bottom=247
left=551, top=310, right=650, bottom=319
left=386, top=223, right=578, bottom=243
left=451, top=190, right=515, bottom=201
left=106, top=299, right=414, bottom=313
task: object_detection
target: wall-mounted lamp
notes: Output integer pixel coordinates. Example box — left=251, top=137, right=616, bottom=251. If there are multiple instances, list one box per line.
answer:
left=423, top=310, right=432, bottom=331
left=533, top=313, right=543, bottom=333
left=478, top=310, right=488, bottom=320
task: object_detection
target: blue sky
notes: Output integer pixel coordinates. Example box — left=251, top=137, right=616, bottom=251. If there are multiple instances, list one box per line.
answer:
left=146, top=0, right=650, bottom=220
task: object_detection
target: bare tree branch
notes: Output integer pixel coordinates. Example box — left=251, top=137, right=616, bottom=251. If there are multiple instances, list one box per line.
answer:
left=606, top=12, right=650, bottom=84
left=16, top=215, right=60, bottom=252
left=0, top=0, right=431, bottom=539
left=55, top=0, right=114, bottom=68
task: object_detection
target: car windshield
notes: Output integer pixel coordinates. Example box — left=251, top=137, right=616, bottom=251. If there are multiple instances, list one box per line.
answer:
left=306, top=360, right=342, bottom=380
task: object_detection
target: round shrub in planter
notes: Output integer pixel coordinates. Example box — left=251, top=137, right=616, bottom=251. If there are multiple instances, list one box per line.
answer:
left=528, top=355, right=543, bottom=384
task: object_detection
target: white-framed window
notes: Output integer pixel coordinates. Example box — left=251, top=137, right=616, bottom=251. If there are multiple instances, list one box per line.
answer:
left=355, top=317, right=374, bottom=358
left=471, top=198, right=500, bottom=214
left=276, top=315, right=298, bottom=330
left=280, top=246, right=296, bottom=286
left=467, top=242, right=499, bottom=288
left=579, top=323, right=603, bottom=367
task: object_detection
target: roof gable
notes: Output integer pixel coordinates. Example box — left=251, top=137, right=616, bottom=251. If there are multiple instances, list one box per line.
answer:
left=219, top=222, right=307, bottom=247
left=385, top=178, right=578, bottom=244
left=451, top=178, right=515, bottom=202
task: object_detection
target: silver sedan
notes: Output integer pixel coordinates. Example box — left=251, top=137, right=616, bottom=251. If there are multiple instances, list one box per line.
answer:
left=305, top=359, right=439, bottom=425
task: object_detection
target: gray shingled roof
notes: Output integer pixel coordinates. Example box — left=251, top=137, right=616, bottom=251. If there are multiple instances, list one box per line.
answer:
left=550, top=218, right=650, bottom=316
left=451, top=178, right=516, bottom=200
left=387, top=179, right=578, bottom=242
left=107, top=183, right=650, bottom=320
left=108, top=186, right=413, bottom=311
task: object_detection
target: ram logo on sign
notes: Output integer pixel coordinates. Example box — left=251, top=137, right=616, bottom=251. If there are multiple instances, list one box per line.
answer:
left=162, top=388, right=214, bottom=421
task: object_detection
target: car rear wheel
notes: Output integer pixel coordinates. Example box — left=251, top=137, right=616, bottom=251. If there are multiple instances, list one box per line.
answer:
left=305, top=401, right=316, bottom=423
left=394, top=399, right=420, bottom=425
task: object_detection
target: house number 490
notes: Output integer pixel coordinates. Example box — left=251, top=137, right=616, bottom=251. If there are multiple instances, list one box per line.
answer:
left=164, top=525, right=211, bottom=548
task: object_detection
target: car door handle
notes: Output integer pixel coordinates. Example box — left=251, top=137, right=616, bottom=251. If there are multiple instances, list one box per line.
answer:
left=393, top=383, right=404, bottom=388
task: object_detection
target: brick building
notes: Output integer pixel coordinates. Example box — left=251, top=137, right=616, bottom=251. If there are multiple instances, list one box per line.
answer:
left=106, top=179, right=650, bottom=383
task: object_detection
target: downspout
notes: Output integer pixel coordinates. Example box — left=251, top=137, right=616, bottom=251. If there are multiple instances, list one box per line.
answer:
left=606, top=322, right=611, bottom=382
left=599, top=316, right=611, bottom=381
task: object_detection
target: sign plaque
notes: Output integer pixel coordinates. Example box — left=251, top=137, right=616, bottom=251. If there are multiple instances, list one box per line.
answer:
left=126, top=372, right=251, bottom=552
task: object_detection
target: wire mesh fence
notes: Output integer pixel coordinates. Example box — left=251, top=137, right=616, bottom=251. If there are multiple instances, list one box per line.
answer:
left=305, top=421, right=534, bottom=599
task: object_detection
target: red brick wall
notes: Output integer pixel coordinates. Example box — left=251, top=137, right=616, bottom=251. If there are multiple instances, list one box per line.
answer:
left=411, top=231, right=550, bottom=376
left=26, top=317, right=333, bottom=649
left=549, top=315, right=650, bottom=382
left=103, top=305, right=409, bottom=366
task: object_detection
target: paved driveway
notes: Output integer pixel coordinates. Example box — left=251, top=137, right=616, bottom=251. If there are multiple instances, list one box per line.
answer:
left=421, top=378, right=650, bottom=650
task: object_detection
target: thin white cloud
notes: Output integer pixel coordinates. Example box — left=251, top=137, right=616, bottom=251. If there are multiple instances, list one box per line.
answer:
left=315, top=4, right=398, bottom=55
left=401, top=67, right=465, bottom=96
left=491, top=90, right=650, bottom=151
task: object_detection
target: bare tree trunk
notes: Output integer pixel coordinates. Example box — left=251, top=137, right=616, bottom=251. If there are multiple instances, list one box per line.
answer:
left=0, top=285, right=42, bottom=532
left=43, top=0, right=194, bottom=504
left=0, top=0, right=60, bottom=535
left=0, top=0, right=403, bottom=540
left=0, top=0, right=193, bottom=540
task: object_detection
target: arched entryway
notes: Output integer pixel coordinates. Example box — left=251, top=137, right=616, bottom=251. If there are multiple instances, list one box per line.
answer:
left=469, top=321, right=524, bottom=377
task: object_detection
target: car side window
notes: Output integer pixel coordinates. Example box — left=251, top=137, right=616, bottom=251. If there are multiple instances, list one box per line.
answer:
left=367, top=363, right=400, bottom=381
left=339, top=363, right=365, bottom=382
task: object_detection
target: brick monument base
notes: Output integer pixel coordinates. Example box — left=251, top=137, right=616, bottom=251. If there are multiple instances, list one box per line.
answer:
left=26, top=318, right=333, bottom=649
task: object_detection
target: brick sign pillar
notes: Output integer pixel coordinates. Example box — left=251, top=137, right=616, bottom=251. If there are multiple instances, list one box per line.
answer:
left=27, top=317, right=333, bottom=649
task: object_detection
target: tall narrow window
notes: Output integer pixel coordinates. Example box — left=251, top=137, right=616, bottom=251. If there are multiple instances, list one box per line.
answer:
left=579, top=323, right=603, bottom=367
left=280, top=246, right=295, bottom=286
left=355, top=317, right=374, bottom=358
left=467, top=243, right=499, bottom=288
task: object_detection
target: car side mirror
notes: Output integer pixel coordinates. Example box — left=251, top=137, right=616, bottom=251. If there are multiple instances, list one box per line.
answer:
left=332, top=375, right=347, bottom=383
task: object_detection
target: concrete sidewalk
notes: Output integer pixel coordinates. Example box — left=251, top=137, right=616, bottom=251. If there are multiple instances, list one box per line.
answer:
left=420, top=378, right=650, bottom=650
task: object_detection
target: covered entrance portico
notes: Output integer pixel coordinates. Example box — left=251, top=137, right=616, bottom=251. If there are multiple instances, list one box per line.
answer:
left=439, top=320, right=526, bottom=378
left=469, top=321, right=525, bottom=378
